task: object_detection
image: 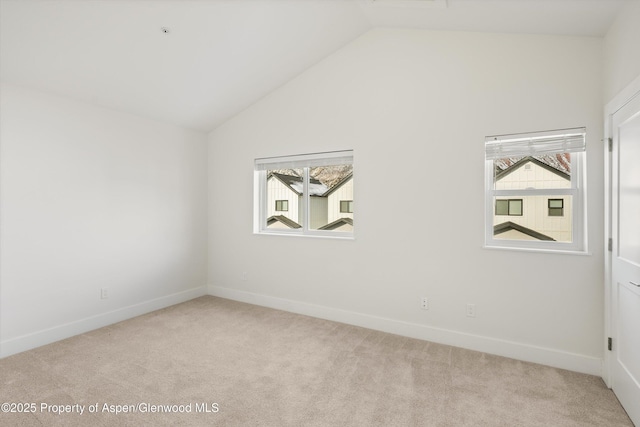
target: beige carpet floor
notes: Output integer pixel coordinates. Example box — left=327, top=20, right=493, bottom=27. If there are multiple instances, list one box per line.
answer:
left=0, top=296, right=633, bottom=426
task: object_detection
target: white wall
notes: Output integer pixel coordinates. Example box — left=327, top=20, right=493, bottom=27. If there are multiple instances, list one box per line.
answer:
left=208, top=28, right=605, bottom=374
left=0, top=84, right=208, bottom=357
left=604, top=0, right=640, bottom=103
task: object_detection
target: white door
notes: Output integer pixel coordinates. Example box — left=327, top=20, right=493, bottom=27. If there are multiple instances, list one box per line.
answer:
left=611, top=91, right=640, bottom=426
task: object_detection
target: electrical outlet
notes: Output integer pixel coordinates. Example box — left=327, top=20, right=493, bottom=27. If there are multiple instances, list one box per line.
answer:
left=101, top=288, right=108, bottom=300
left=241, top=272, right=248, bottom=282
left=421, top=297, right=429, bottom=310
left=466, top=303, right=476, bottom=317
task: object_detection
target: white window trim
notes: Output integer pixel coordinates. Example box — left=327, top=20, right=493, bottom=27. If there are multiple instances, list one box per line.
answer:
left=484, top=128, right=588, bottom=253
left=254, top=150, right=354, bottom=239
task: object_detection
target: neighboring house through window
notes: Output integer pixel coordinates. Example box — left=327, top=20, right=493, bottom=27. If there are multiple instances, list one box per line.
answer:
left=484, top=128, right=586, bottom=252
left=254, top=150, right=354, bottom=237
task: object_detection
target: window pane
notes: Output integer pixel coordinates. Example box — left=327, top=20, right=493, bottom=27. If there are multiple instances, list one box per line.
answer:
left=494, top=154, right=571, bottom=190
left=275, top=200, right=288, bottom=211
left=340, top=200, right=353, bottom=213
left=493, top=196, right=572, bottom=243
left=496, top=200, right=509, bottom=215
left=509, top=199, right=522, bottom=216
left=548, top=199, right=564, bottom=216
left=309, top=164, right=353, bottom=232
left=266, top=169, right=302, bottom=229
left=549, top=199, right=563, bottom=208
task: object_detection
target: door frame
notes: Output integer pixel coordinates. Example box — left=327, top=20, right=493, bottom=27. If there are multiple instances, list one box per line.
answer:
left=603, top=73, right=640, bottom=387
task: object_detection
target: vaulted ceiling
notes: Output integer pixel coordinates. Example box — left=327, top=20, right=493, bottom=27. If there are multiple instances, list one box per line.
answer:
left=0, top=0, right=630, bottom=132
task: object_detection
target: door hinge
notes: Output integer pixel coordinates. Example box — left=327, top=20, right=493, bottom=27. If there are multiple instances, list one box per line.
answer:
left=608, top=238, right=613, bottom=252
left=608, top=137, right=613, bottom=152
left=608, top=337, right=612, bottom=351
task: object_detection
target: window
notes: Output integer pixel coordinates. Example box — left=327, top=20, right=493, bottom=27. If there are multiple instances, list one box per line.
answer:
left=275, top=200, right=288, bottom=211
left=548, top=199, right=564, bottom=216
left=255, top=150, right=354, bottom=237
left=485, top=128, right=586, bottom=252
left=340, top=200, right=353, bottom=213
left=495, top=199, right=522, bottom=216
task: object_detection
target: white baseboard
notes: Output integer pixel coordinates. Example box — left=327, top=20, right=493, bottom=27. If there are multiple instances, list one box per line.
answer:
left=0, top=286, right=207, bottom=358
left=208, top=285, right=602, bottom=377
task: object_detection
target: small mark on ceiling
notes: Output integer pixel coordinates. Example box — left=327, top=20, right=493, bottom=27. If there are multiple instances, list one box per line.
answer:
left=161, top=27, right=170, bottom=34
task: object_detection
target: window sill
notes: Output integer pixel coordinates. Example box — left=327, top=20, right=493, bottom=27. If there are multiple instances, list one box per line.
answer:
left=483, top=244, right=591, bottom=256
left=254, top=231, right=355, bottom=240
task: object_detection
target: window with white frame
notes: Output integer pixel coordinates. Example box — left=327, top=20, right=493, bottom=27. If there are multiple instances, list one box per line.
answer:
left=254, top=150, right=354, bottom=237
left=484, top=128, right=586, bottom=252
